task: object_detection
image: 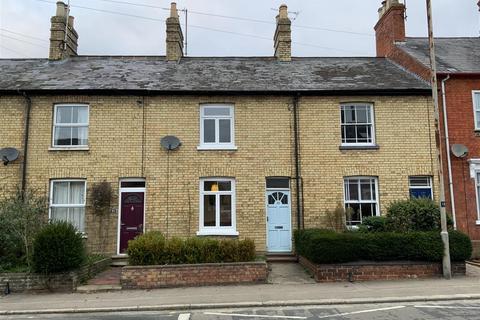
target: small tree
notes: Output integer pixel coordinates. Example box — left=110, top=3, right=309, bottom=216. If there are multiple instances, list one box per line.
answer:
left=0, top=189, right=47, bottom=268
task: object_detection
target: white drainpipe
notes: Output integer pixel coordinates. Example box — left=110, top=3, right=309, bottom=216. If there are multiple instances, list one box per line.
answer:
left=441, top=75, right=457, bottom=229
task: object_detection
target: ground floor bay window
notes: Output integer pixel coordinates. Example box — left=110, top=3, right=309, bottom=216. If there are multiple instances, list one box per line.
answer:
left=344, top=177, right=379, bottom=226
left=49, top=180, right=86, bottom=232
left=198, top=178, right=237, bottom=236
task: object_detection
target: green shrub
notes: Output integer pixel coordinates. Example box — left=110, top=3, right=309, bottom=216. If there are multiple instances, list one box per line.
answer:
left=358, top=216, right=387, bottom=232
left=0, top=189, right=47, bottom=270
left=32, top=222, right=85, bottom=274
left=127, top=231, right=166, bottom=266
left=295, top=229, right=469, bottom=264
left=386, top=198, right=441, bottom=232
left=127, top=232, right=256, bottom=265
left=449, top=230, right=472, bottom=261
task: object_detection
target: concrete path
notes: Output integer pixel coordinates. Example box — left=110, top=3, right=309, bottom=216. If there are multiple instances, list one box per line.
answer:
left=2, top=271, right=480, bottom=314
left=268, top=262, right=316, bottom=284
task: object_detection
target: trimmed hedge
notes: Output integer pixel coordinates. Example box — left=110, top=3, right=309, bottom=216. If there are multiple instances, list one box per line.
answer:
left=127, top=232, right=256, bottom=266
left=32, top=221, right=86, bottom=274
left=295, top=229, right=472, bottom=264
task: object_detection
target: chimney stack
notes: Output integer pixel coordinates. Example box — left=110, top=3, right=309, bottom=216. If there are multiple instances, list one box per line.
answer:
left=274, top=4, right=291, bottom=62
left=166, top=2, right=184, bottom=61
left=49, top=1, right=78, bottom=60
left=374, top=0, right=406, bottom=57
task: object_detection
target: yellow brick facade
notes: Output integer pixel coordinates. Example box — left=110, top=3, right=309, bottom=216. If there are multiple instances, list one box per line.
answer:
left=0, top=94, right=437, bottom=254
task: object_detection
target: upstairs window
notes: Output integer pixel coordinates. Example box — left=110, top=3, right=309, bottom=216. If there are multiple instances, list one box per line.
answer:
left=473, top=91, right=480, bottom=130
left=50, top=180, right=86, bottom=232
left=53, top=104, right=89, bottom=147
left=340, top=104, right=375, bottom=146
left=344, top=177, right=379, bottom=226
left=409, top=176, right=433, bottom=200
left=199, top=105, right=235, bottom=149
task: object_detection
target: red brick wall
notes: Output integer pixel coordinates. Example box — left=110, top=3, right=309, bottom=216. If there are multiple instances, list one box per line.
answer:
left=121, top=261, right=268, bottom=289
left=441, top=76, right=480, bottom=245
left=299, top=256, right=466, bottom=282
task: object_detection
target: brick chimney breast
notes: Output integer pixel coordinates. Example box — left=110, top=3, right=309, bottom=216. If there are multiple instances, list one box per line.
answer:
left=374, top=0, right=405, bottom=57
left=166, top=2, right=184, bottom=61
left=49, top=1, right=78, bottom=60
left=274, top=4, right=291, bottom=62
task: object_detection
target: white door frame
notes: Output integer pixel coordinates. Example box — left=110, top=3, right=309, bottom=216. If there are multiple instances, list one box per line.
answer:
left=117, top=178, right=146, bottom=255
left=265, top=188, right=292, bottom=253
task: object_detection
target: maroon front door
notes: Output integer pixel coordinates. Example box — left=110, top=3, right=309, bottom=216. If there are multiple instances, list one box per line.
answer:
left=119, top=192, right=144, bottom=253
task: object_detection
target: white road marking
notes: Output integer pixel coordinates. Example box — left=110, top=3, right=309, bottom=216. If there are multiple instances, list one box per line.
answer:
left=415, top=305, right=480, bottom=310
left=178, top=313, right=191, bottom=320
left=316, top=305, right=406, bottom=318
left=204, top=312, right=306, bottom=319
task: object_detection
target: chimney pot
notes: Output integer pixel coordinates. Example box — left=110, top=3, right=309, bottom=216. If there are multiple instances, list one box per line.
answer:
left=170, top=2, right=178, bottom=18
left=279, top=4, right=288, bottom=19
left=56, top=1, right=67, bottom=17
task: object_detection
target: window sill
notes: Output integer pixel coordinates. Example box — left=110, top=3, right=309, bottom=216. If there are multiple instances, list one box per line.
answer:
left=197, top=146, right=238, bottom=151
left=196, top=230, right=239, bottom=236
left=49, top=147, right=90, bottom=151
left=339, top=144, right=379, bottom=151
left=476, top=220, right=480, bottom=225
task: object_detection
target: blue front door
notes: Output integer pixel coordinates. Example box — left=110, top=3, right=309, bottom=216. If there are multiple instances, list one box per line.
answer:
left=266, top=190, right=292, bottom=252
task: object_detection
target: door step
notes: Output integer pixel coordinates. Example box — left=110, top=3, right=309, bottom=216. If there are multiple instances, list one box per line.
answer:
left=111, top=255, right=128, bottom=267
left=76, top=284, right=122, bottom=293
left=266, top=253, right=298, bottom=262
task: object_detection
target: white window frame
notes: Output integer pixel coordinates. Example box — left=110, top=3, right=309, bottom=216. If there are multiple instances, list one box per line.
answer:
left=198, top=104, right=236, bottom=150
left=52, top=104, right=90, bottom=149
left=343, top=176, right=380, bottom=226
left=49, top=179, right=87, bottom=233
left=470, top=159, right=480, bottom=224
left=340, top=103, right=376, bottom=147
left=408, top=176, right=433, bottom=200
left=472, top=91, right=480, bottom=131
left=197, top=177, right=238, bottom=236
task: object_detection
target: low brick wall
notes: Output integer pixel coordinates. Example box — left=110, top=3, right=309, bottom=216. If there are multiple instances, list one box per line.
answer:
left=299, top=256, right=466, bottom=282
left=0, top=257, right=111, bottom=293
left=121, top=261, right=268, bottom=289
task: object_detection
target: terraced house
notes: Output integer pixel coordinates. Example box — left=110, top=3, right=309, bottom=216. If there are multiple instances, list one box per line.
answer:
left=0, top=2, right=437, bottom=256
left=375, top=0, right=480, bottom=257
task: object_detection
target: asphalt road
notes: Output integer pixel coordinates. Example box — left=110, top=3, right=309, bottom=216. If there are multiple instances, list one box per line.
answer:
left=2, top=300, right=480, bottom=320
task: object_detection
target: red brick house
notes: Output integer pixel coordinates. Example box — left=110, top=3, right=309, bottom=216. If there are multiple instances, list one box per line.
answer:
left=375, top=0, right=480, bottom=256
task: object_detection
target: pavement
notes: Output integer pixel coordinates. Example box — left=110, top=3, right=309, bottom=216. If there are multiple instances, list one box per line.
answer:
left=1, top=263, right=480, bottom=315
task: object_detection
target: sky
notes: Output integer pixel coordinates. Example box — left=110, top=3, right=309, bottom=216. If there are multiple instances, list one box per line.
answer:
left=0, top=0, right=478, bottom=58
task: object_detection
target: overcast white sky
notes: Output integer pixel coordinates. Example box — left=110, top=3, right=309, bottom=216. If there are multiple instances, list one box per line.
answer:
left=0, top=0, right=478, bottom=58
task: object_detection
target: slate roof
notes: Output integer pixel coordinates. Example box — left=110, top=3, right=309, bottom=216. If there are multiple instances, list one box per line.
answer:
left=0, top=56, right=430, bottom=93
left=397, top=37, right=480, bottom=73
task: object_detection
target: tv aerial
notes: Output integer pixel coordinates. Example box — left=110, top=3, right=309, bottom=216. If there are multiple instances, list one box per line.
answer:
left=0, top=148, right=20, bottom=166
left=160, top=136, right=181, bottom=151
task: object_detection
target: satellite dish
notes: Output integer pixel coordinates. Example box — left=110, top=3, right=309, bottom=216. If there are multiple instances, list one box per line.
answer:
left=160, top=136, right=181, bottom=151
left=0, top=148, right=20, bottom=166
left=451, top=144, right=468, bottom=158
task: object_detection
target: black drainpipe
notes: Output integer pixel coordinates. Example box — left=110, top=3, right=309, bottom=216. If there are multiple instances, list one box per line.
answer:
left=292, top=94, right=303, bottom=229
left=19, top=91, right=32, bottom=196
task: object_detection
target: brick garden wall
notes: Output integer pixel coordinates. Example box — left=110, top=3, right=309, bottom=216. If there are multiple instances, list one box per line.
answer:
left=121, top=261, right=268, bottom=289
left=299, top=256, right=466, bottom=282
left=0, top=257, right=110, bottom=293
